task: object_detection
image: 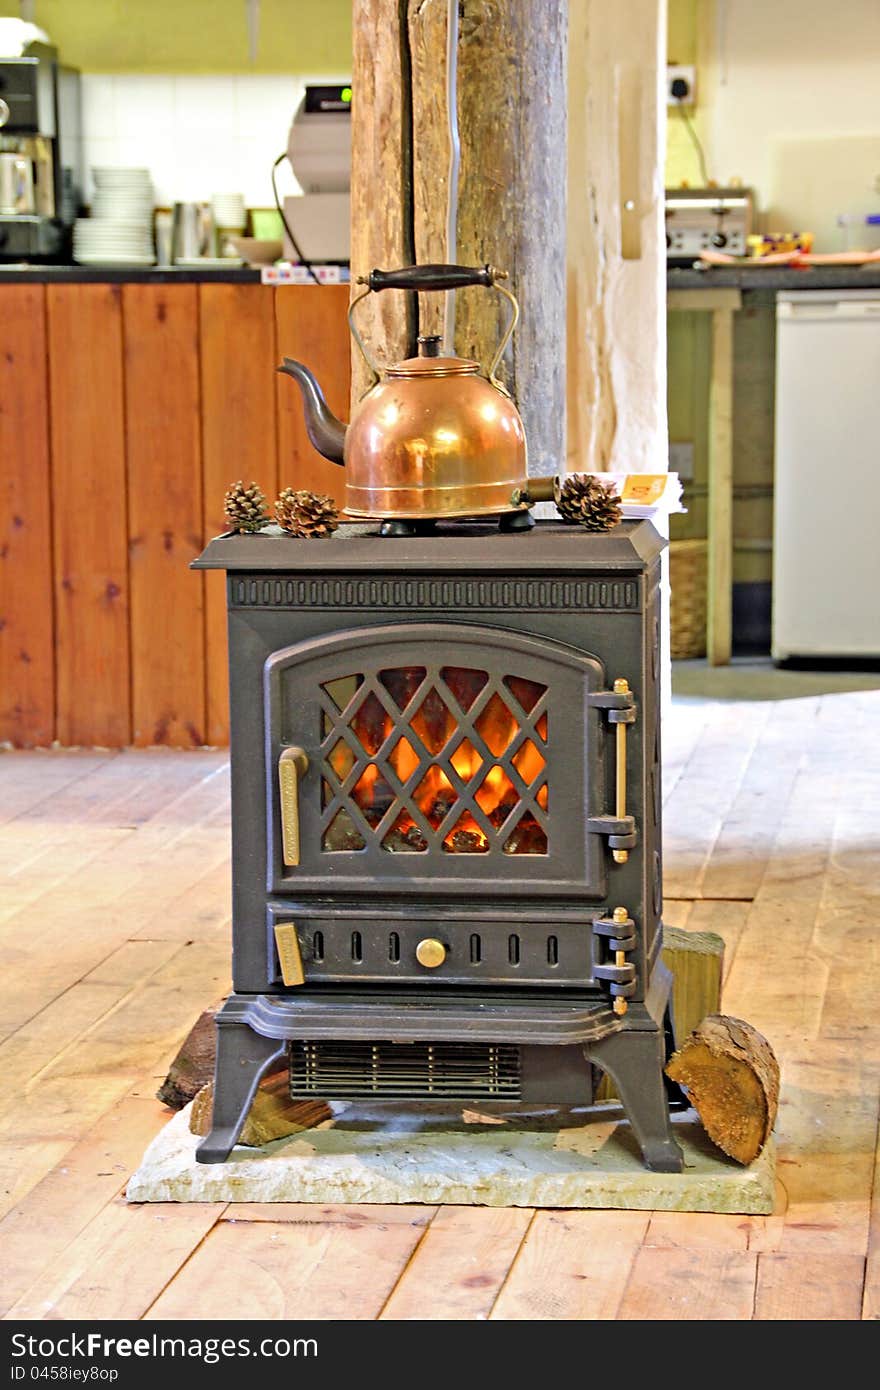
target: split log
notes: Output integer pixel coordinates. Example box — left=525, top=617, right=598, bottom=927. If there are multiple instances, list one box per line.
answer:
left=156, top=1008, right=219, bottom=1110
left=665, top=1014, right=780, bottom=1165
left=189, top=1073, right=332, bottom=1148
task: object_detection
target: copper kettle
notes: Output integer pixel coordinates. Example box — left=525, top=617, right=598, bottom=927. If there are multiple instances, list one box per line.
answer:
left=277, top=263, right=535, bottom=533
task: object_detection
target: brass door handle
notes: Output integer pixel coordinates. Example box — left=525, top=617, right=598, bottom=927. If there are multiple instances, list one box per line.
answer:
left=278, top=746, right=309, bottom=867
left=586, top=681, right=637, bottom=860
left=613, top=679, right=630, bottom=864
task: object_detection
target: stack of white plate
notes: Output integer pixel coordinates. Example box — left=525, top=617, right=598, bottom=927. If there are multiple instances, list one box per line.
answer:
left=73, top=219, right=157, bottom=265
left=73, top=167, right=156, bottom=265
left=210, top=192, right=246, bottom=232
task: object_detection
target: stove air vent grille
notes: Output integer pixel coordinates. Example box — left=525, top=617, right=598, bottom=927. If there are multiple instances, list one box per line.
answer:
left=288, top=1039, right=521, bottom=1100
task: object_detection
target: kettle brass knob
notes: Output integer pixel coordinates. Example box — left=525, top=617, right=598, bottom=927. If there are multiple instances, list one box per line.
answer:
left=416, top=938, right=447, bottom=969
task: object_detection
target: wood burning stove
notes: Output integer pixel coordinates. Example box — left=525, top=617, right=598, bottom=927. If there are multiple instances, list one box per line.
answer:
left=192, top=519, right=683, bottom=1171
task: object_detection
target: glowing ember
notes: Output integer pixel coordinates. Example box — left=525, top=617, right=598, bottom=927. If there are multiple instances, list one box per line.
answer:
left=322, top=665, right=548, bottom=854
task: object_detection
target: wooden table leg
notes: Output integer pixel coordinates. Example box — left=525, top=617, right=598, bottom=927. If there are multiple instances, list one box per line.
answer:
left=707, top=305, right=735, bottom=666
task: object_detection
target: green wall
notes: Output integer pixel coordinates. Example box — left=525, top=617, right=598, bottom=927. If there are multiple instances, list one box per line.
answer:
left=665, top=1, right=775, bottom=585
left=0, top=1, right=351, bottom=72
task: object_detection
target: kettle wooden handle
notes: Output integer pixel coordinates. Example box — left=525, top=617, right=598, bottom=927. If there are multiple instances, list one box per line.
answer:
left=349, top=265, right=519, bottom=393
left=366, top=263, right=495, bottom=292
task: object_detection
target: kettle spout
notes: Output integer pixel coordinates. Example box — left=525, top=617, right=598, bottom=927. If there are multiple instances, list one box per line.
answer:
left=276, top=358, right=347, bottom=464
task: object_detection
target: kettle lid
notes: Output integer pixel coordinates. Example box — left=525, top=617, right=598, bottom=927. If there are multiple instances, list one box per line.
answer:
left=387, top=333, right=480, bottom=379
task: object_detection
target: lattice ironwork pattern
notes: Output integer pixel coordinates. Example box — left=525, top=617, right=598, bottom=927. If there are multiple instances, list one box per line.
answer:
left=319, top=665, right=549, bottom=855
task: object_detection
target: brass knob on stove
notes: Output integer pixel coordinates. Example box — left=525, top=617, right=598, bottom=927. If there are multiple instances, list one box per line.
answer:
left=416, top=938, right=447, bottom=969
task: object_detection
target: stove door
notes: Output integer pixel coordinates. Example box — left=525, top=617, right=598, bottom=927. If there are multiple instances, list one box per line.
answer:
left=265, top=622, right=609, bottom=899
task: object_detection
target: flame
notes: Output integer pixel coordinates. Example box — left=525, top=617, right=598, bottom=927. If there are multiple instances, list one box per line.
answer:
left=342, top=669, right=547, bottom=854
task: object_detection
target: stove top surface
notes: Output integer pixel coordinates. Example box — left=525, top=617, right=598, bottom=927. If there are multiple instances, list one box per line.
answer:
left=193, top=518, right=665, bottom=573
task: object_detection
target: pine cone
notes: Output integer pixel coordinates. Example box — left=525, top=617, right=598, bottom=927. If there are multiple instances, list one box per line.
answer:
left=223, top=479, right=269, bottom=534
left=275, top=487, right=340, bottom=539
left=556, top=474, right=622, bottom=532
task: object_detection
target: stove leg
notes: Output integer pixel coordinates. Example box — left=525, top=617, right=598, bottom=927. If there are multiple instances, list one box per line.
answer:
left=589, top=1027, right=684, bottom=1173
left=195, top=1020, right=287, bottom=1164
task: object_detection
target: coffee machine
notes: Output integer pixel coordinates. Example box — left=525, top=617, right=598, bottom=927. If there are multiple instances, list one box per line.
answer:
left=282, top=84, right=351, bottom=264
left=0, top=35, right=82, bottom=260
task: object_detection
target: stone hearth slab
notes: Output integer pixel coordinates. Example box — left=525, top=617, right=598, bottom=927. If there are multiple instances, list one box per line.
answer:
left=127, top=1103, right=776, bottom=1213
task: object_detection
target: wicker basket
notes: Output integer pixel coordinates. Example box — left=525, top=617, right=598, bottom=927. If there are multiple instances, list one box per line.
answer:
left=669, top=538, right=708, bottom=659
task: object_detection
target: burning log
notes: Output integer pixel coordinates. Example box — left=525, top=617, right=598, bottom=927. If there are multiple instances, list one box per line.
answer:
left=665, top=1014, right=780, bottom=1165
left=384, top=822, right=429, bottom=852
left=325, top=815, right=368, bottom=851
left=489, top=796, right=519, bottom=828
left=502, top=814, right=547, bottom=855
left=446, top=827, right=486, bottom=853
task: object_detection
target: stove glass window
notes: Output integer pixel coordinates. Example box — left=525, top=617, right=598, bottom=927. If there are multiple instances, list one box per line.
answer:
left=319, top=665, right=548, bottom=854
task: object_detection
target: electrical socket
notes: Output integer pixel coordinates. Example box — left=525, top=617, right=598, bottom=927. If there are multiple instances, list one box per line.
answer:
left=667, top=65, right=696, bottom=106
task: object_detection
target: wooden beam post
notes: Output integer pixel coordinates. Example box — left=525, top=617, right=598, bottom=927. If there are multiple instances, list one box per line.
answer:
left=351, top=0, right=567, bottom=478
left=349, top=0, right=417, bottom=402
left=708, top=304, right=735, bottom=666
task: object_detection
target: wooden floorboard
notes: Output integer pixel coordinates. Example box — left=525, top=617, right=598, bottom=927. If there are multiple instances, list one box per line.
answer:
left=662, top=701, right=772, bottom=900
left=0, top=1095, right=171, bottom=1317
left=489, top=1211, right=649, bottom=1320
left=380, top=1207, right=534, bottom=1320
left=1, top=690, right=878, bottom=1321
left=142, top=1212, right=429, bottom=1321
left=617, top=1245, right=758, bottom=1320
left=754, top=1252, right=866, bottom=1320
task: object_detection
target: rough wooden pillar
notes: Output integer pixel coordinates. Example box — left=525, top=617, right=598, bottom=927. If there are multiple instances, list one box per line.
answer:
left=349, top=0, right=417, bottom=400
left=351, top=0, right=567, bottom=478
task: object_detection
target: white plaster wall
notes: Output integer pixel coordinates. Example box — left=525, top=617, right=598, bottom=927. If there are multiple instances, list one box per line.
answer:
left=566, top=0, right=671, bottom=705
left=700, top=0, right=880, bottom=250
left=80, top=72, right=349, bottom=207
left=566, top=0, right=669, bottom=476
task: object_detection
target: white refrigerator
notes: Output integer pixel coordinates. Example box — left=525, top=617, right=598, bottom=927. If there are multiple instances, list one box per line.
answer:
left=773, top=290, right=880, bottom=660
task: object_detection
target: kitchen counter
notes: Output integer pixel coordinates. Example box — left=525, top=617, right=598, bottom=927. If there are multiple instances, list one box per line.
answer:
left=5, top=262, right=879, bottom=290
left=668, top=263, right=880, bottom=294
left=9, top=262, right=879, bottom=291
left=0, top=276, right=351, bottom=751
left=0, top=263, right=263, bottom=283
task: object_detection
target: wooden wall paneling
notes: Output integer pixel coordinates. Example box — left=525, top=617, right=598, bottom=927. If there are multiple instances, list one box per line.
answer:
left=198, top=284, right=278, bottom=745
left=0, top=285, right=55, bottom=746
left=123, top=285, right=205, bottom=747
left=274, top=285, right=350, bottom=507
left=47, top=285, right=130, bottom=747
